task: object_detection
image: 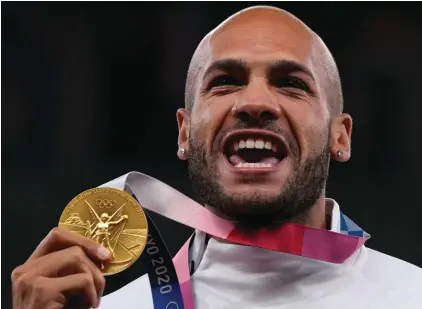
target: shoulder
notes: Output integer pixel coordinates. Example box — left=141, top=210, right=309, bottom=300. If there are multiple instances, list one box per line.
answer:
left=99, top=274, right=153, bottom=309
left=362, top=246, right=422, bottom=280
left=357, top=246, right=422, bottom=298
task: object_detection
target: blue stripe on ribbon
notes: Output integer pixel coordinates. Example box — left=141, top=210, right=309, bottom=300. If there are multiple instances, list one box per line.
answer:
left=133, top=195, right=185, bottom=309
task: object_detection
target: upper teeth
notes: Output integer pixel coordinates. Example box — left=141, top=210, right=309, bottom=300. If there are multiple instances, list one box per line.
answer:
left=234, top=138, right=276, bottom=152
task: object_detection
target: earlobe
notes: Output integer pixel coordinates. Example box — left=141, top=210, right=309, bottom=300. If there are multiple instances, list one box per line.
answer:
left=176, top=108, right=189, bottom=160
left=330, top=113, right=353, bottom=162
left=177, top=147, right=187, bottom=160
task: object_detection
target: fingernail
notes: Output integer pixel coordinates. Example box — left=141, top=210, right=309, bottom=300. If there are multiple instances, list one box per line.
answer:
left=96, top=247, right=110, bottom=260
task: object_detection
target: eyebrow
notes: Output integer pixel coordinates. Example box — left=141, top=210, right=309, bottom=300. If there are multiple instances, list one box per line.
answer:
left=202, top=58, right=315, bottom=82
left=268, top=59, right=315, bottom=82
left=202, top=58, right=249, bottom=81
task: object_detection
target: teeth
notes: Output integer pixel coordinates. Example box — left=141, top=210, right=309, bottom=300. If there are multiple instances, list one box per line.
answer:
left=233, top=139, right=274, bottom=150
left=246, top=139, right=255, bottom=148
left=235, top=163, right=273, bottom=168
left=255, top=139, right=264, bottom=149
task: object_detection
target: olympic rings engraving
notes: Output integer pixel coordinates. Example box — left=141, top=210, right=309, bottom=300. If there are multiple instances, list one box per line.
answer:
left=96, top=199, right=116, bottom=208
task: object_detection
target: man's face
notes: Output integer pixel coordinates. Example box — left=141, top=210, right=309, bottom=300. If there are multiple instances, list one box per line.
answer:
left=177, top=11, right=351, bottom=225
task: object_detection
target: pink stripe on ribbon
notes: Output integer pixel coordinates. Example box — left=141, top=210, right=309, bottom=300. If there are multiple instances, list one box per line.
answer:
left=302, top=228, right=368, bottom=263
left=227, top=223, right=305, bottom=255
left=173, top=237, right=195, bottom=309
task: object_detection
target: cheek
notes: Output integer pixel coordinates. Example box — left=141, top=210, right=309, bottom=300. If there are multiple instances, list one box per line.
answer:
left=302, top=120, right=331, bottom=157
left=286, top=102, right=329, bottom=156
left=192, top=105, right=212, bottom=126
left=191, top=99, right=232, bottom=145
left=305, top=126, right=328, bottom=149
left=190, top=107, right=213, bottom=142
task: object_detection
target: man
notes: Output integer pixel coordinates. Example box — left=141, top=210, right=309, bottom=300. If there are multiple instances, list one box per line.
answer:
left=11, top=6, right=422, bottom=309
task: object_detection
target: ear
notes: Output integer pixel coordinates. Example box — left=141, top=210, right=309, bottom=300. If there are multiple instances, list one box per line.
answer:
left=329, top=113, right=352, bottom=162
left=176, top=108, right=190, bottom=160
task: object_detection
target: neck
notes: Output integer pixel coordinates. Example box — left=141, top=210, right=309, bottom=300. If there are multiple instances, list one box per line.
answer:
left=297, top=195, right=329, bottom=229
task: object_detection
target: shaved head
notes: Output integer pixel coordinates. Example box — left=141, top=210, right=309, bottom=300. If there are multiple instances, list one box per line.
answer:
left=177, top=5, right=352, bottom=228
left=185, top=6, right=343, bottom=116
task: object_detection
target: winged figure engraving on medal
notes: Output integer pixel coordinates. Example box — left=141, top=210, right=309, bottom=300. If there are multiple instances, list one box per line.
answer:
left=59, top=199, right=147, bottom=267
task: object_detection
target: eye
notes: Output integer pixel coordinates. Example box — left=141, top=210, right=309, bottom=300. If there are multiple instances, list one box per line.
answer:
left=274, top=77, right=310, bottom=92
left=208, top=75, right=244, bottom=88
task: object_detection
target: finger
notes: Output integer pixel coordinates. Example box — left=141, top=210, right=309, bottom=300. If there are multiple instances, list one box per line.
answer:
left=28, top=227, right=111, bottom=263
left=21, top=276, right=66, bottom=309
left=45, top=302, right=66, bottom=309
left=25, top=246, right=106, bottom=296
left=76, top=249, right=106, bottom=300
left=50, top=273, right=99, bottom=308
left=66, top=247, right=106, bottom=300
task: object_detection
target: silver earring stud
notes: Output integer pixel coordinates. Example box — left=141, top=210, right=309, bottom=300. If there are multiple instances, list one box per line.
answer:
left=337, top=150, right=343, bottom=157
left=179, top=148, right=185, bottom=155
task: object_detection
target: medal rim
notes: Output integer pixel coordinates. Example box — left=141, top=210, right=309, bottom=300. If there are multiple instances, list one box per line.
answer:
left=58, top=187, right=149, bottom=276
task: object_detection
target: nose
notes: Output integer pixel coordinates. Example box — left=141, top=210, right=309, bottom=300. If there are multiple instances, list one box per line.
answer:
left=232, top=82, right=281, bottom=124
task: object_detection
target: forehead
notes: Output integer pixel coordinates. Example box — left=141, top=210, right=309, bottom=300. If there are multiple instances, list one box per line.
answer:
left=208, top=14, right=316, bottom=68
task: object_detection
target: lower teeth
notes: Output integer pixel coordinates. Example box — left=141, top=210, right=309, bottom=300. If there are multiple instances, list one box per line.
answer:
left=235, top=163, right=272, bottom=168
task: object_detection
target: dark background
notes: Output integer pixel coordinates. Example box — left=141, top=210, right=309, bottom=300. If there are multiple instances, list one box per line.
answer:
left=3, top=1, right=422, bottom=307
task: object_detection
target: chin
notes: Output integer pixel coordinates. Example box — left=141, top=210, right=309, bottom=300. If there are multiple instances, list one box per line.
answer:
left=221, top=177, right=287, bottom=197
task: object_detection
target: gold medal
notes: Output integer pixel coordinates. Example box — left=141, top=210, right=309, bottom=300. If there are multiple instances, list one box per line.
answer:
left=58, top=187, right=148, bottom=275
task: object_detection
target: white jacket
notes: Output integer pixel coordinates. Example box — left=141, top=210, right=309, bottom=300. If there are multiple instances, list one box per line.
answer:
left=99, top=200, right=422, bottom=309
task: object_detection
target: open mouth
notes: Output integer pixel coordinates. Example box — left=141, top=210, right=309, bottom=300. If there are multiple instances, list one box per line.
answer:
left=222, top=130, right=288, bottom=169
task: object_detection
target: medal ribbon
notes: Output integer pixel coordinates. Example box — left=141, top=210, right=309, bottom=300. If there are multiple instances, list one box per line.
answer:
left=100, top=172, right=369, bottom=309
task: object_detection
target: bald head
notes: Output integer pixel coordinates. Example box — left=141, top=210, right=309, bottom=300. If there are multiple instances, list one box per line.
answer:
left=184, top=6, right=343, bottom=116
left=177, top=6, right=353, bottom=227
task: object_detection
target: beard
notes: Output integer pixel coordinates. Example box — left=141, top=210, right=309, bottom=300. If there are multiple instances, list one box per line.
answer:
left=187, top=124, right=331, bottom=229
